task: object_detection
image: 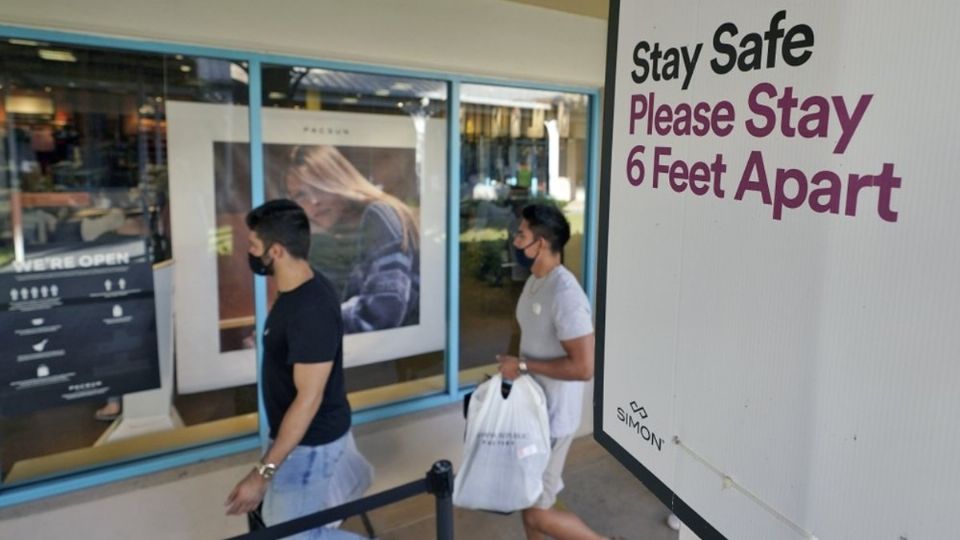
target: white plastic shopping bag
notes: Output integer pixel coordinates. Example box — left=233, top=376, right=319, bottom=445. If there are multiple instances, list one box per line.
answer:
left=453, top=374, right=551, bottom=513
left=329, top=431, right=374, bottom=503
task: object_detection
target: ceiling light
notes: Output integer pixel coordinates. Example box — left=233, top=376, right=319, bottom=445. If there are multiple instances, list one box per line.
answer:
left=9, top=39, right=44, bottom=47
left=342, top=97, right=359, bottom=104
left=230, top=63, right=249, bottom=84
left=5, top=95, right=54, bottom=115
left=391, top=82, right=413, bottom=91
left=44, top=86, right=52, bottom=93
left=38, top=49, right=77, bottom=62
left=460, top=94, right=552, bottom=110
left=374, top=89, right=390, bottom=97
left=175, top=54, right=184, bottom=61
left=179, top=65, right=192, bottom=73
left=268, top=92, right=286, bottom=100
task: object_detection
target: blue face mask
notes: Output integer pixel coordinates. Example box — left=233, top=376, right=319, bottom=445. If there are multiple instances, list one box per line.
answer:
left=515, top=238, right=540, bottom=270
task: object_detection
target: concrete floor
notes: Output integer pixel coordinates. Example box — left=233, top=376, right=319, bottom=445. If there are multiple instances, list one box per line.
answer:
left=339, top=436, right=680, bottom=540
left=0, top=403, right=681, bottom=540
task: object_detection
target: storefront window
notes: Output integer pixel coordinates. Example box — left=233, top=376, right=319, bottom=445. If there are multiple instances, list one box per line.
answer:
left=0, top=33, right=594, bottom=499
left=250, top=66, right=449, bottom=407
left=457, top=84, right=590, bottom=386
left=0, top=38, right=253, bottom=487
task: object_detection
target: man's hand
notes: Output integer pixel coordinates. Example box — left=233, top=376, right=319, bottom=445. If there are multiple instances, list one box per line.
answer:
left=496, top=354, right=521, bottom=380
left=225, top=469, right=269, bottom=516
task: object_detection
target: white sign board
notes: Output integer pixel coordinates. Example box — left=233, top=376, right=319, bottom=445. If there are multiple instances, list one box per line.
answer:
left=596, top=2, right=960, bottom=539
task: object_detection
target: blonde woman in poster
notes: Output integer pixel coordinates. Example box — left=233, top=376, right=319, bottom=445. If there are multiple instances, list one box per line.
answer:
left=284, top=145, right=420, bottom=334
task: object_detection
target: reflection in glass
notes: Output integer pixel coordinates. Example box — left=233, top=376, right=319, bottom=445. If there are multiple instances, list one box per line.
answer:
left=0, top=38, right=253, bottom=487
left=458, top=85, right=590, bottom=385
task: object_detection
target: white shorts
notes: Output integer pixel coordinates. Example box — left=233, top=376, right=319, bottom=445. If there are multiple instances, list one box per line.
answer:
left=533, top=435, right=575, bottom=509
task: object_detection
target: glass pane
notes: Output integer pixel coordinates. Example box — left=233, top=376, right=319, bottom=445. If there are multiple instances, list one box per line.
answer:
left=0, top=38, right=253, bottom=488
left=458, top=84, right=590, bottom=385
left=256, top=66, right=449, bottom=406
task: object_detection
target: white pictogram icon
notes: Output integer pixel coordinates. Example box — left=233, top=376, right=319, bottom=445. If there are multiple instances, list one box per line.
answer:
left=33, top=338, right=49, bottom=352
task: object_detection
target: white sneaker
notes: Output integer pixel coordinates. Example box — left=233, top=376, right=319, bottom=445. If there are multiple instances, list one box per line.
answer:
left=666, top=513, right=681, bottom=531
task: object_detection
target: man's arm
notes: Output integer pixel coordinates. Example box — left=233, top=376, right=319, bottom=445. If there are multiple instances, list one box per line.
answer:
left=498, top=333, right=595, bottom=381
left=225, top=361, right=332, bottom=515
left=261, top=361, right=332, bottom=466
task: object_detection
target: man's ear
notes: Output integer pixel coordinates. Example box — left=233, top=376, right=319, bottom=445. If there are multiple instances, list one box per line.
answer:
left=268, top=243, right=284, bottom=260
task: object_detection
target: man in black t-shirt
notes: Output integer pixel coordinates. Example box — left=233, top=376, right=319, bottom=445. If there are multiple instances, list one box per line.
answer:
left=226, top=199, right=371, bottom=538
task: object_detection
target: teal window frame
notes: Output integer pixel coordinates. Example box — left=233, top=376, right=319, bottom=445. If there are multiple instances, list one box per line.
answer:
left=0, top=23, right=601, bottom=508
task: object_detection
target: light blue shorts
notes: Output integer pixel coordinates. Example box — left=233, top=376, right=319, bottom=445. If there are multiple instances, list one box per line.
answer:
left=262, top=431, right=373, bottom=539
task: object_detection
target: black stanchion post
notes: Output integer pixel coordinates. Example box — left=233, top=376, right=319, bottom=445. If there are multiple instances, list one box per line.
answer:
left=426, top=460, right=454, bottom=540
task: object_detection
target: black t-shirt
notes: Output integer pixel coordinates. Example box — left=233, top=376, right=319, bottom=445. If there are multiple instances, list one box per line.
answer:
left=262, top=271, right=351, bottom=445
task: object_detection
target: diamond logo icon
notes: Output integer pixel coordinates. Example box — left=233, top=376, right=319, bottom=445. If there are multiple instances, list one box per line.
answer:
left=629, top=401, right=648, bottom=419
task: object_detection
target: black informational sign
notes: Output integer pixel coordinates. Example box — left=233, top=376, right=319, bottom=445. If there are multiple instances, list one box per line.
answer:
left=0, top=245, right=161, bottom=416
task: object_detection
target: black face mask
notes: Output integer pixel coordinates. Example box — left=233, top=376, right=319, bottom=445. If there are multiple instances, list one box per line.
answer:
left=515, top=238, right=540, bottom=270
left=248, top=246, right=274, bottom=276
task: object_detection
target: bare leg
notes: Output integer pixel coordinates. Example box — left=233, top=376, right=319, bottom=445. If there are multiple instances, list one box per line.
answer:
left=523, top=514, right=547, bottom=540
left=522, top=507, right=606, bottom=540
left=95, top=397, right=121, bottom=421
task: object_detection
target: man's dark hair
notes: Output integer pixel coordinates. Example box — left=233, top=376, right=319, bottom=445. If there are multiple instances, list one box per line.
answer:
left=246, top=199, right=311, bottom=260
left=522, top=204, right=570, bottom=254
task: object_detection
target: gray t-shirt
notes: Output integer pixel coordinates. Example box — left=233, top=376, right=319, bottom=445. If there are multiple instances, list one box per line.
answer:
left=516, top=265, right=594, bottom=438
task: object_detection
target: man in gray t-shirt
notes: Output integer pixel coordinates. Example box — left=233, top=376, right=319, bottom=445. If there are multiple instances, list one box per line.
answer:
left=497, top=204, right=609, bottom=540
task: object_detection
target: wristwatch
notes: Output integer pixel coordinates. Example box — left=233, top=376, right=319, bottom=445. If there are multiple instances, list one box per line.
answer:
left=255, top=461, right=278, bottom=480
left=518, top=359, right=529, bottom=375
